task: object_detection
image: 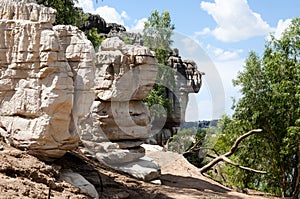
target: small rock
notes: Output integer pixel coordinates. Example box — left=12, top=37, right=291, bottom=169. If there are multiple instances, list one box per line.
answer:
left=0, top=144, right=3, bottom=151
left=141, top=144, right=163, bottom=152
left=96, top=147, right=145, bottom=165
left=112, top=157, right=160, bottom=181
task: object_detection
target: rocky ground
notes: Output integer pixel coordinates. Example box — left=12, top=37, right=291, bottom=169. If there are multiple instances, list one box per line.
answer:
left=0, top=140, right=278, bottom=199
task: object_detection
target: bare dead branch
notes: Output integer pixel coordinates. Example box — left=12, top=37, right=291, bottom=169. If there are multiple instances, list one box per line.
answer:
left=222, top=156, right=267, bottom=174
left=200, top=129, right=266, bottom=174
left=224, top=129, right=262, bottom=157
left=200, top=156, right=223, bottom=173
left=184, top=138, right=204, bottom=153
left=184, top=147, right=220, bottom=158
left=206, top=153, right=218, bottom=159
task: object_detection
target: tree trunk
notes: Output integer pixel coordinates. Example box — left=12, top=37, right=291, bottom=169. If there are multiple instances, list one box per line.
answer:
left=292, top=142, right=300, bottom=199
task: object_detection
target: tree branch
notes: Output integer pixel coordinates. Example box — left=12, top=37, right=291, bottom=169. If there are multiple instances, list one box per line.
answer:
left=199, top=156, right=223, bottom=173
left=206, top=153, right=218, bottom=159
left=200, top=129, right=266, bottom=174
left=222, top=156, right=267, bottom=174
left=224, top=129, right=262, bottom=157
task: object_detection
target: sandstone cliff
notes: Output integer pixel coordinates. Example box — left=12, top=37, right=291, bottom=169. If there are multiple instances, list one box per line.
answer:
left=0, top=0, right=160, bottom=181
left=0, top=0, right=203, bottom=182
left=0, top=0, right=95, bottom=160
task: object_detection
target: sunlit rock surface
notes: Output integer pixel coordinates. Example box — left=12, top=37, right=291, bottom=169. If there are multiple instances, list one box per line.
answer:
left=80, top=37, right=160, bottom=181
left=0, top=0, right=95, bottom=160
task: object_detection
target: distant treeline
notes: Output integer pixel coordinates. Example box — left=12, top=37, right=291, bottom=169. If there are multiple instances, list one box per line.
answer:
left=181, top=120, right=219, bottom=130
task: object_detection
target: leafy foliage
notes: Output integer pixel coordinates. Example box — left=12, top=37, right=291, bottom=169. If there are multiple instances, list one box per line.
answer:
left=144, top=83, right=170, bottom=118
left=143, top=10, right=175, bottom=118
left=85, top=28, right=106, bottom=50
left=211, top=18, right=300, bottom=197
left=37, top=0, right=105, bottom=48
left=143, top=10, right=175, bottom=64
left=37, top=0, right=81, bottom=25
left=182, top=127, right=208, bottom=168
left=168, top=127, right=197, bottom=154
left=122, top=35, right=134, bottom=45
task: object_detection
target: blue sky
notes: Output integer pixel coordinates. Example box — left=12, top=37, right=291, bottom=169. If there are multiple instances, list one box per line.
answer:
left=76, top=0, right=300, bottom=121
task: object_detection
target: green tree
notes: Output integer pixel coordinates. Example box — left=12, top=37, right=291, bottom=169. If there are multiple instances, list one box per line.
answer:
left=37, top=0, right=81, bottom=25
left=143, top=10, right=175, bottom=118
left=143, top=10, right=175, bottom=64
left=213, top=18, right=300, bottom=198
left=85, top=28, right=106, bottom=50
left=37, top=0, right=105, bottom=48
left=168, top=127, right=197, bottom=154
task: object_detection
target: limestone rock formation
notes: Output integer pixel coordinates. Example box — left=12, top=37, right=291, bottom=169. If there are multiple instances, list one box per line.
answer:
left=0, top=0, right=202, bottom=183
left=78, top=12, right=143, bottom=46
left=0, top=0, right=56, bottom=23
left=80, top=37, right=160, bottom=181
left=151, top=48, right=203, bottom=145
left=0, top=0, right=95, bottom=160
left=79, top=12, right=108, bottom=34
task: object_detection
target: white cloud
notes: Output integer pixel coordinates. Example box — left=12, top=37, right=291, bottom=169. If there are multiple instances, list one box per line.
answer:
left=121, top=11, right=129, bottom=20
left=274, top=19, right=292, bottom=39
left=130, top=18, right=147, bottom=32
left=195, top=27, right=211, bottom=36
left=214, top=48, right=243, bottom=61
left=94, top=6, right=128, bottom=25
left=201, top=0, right=271, bottom=42
left=74, top=1, right=128, bottom=26
left=181, top=37, right=200, bottom=55
left=74, top=0, right=94, bottom=13
left=206, top=44, right=243, bottom=61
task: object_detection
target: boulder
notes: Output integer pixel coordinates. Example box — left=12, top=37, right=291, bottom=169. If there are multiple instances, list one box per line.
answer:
left=111, top=157, right=161, bottom=181
left=95, top=147, right=145, bottom=165
left=79, top=37, right=160, bottom=181
left=80, top=37, right=157, bottom=147
left=60, top=169, right=99, bottom=199
left=95, top=37, right=157, bottom=101
left=0, top=0, right=95, bottom=160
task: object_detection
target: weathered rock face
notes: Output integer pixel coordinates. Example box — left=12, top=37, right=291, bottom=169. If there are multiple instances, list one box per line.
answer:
left=80, top=37, right=159, bottom=180
left=0, top=0, right=95, bottom=160
left=79, top=13, right=108, bottom=34
left=152, top=48, right=203, bottom=145
left=0, top=0, right=56, bottom=23
left=0, top=0, right=202, bottom=182
left=167, top=49, right=202, bottom=125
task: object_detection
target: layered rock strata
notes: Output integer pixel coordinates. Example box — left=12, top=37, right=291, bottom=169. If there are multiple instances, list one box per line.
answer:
left=0, top=0, right=203, bottom=182
left=151, top=48, right=203, bottom=145
left=0, top=0, right=95, bottom=160
left=80, top=37, right=160, bottom=181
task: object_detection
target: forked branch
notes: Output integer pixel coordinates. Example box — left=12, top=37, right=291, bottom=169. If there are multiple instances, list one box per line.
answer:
left=199, top=129, right=267, bottom=174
